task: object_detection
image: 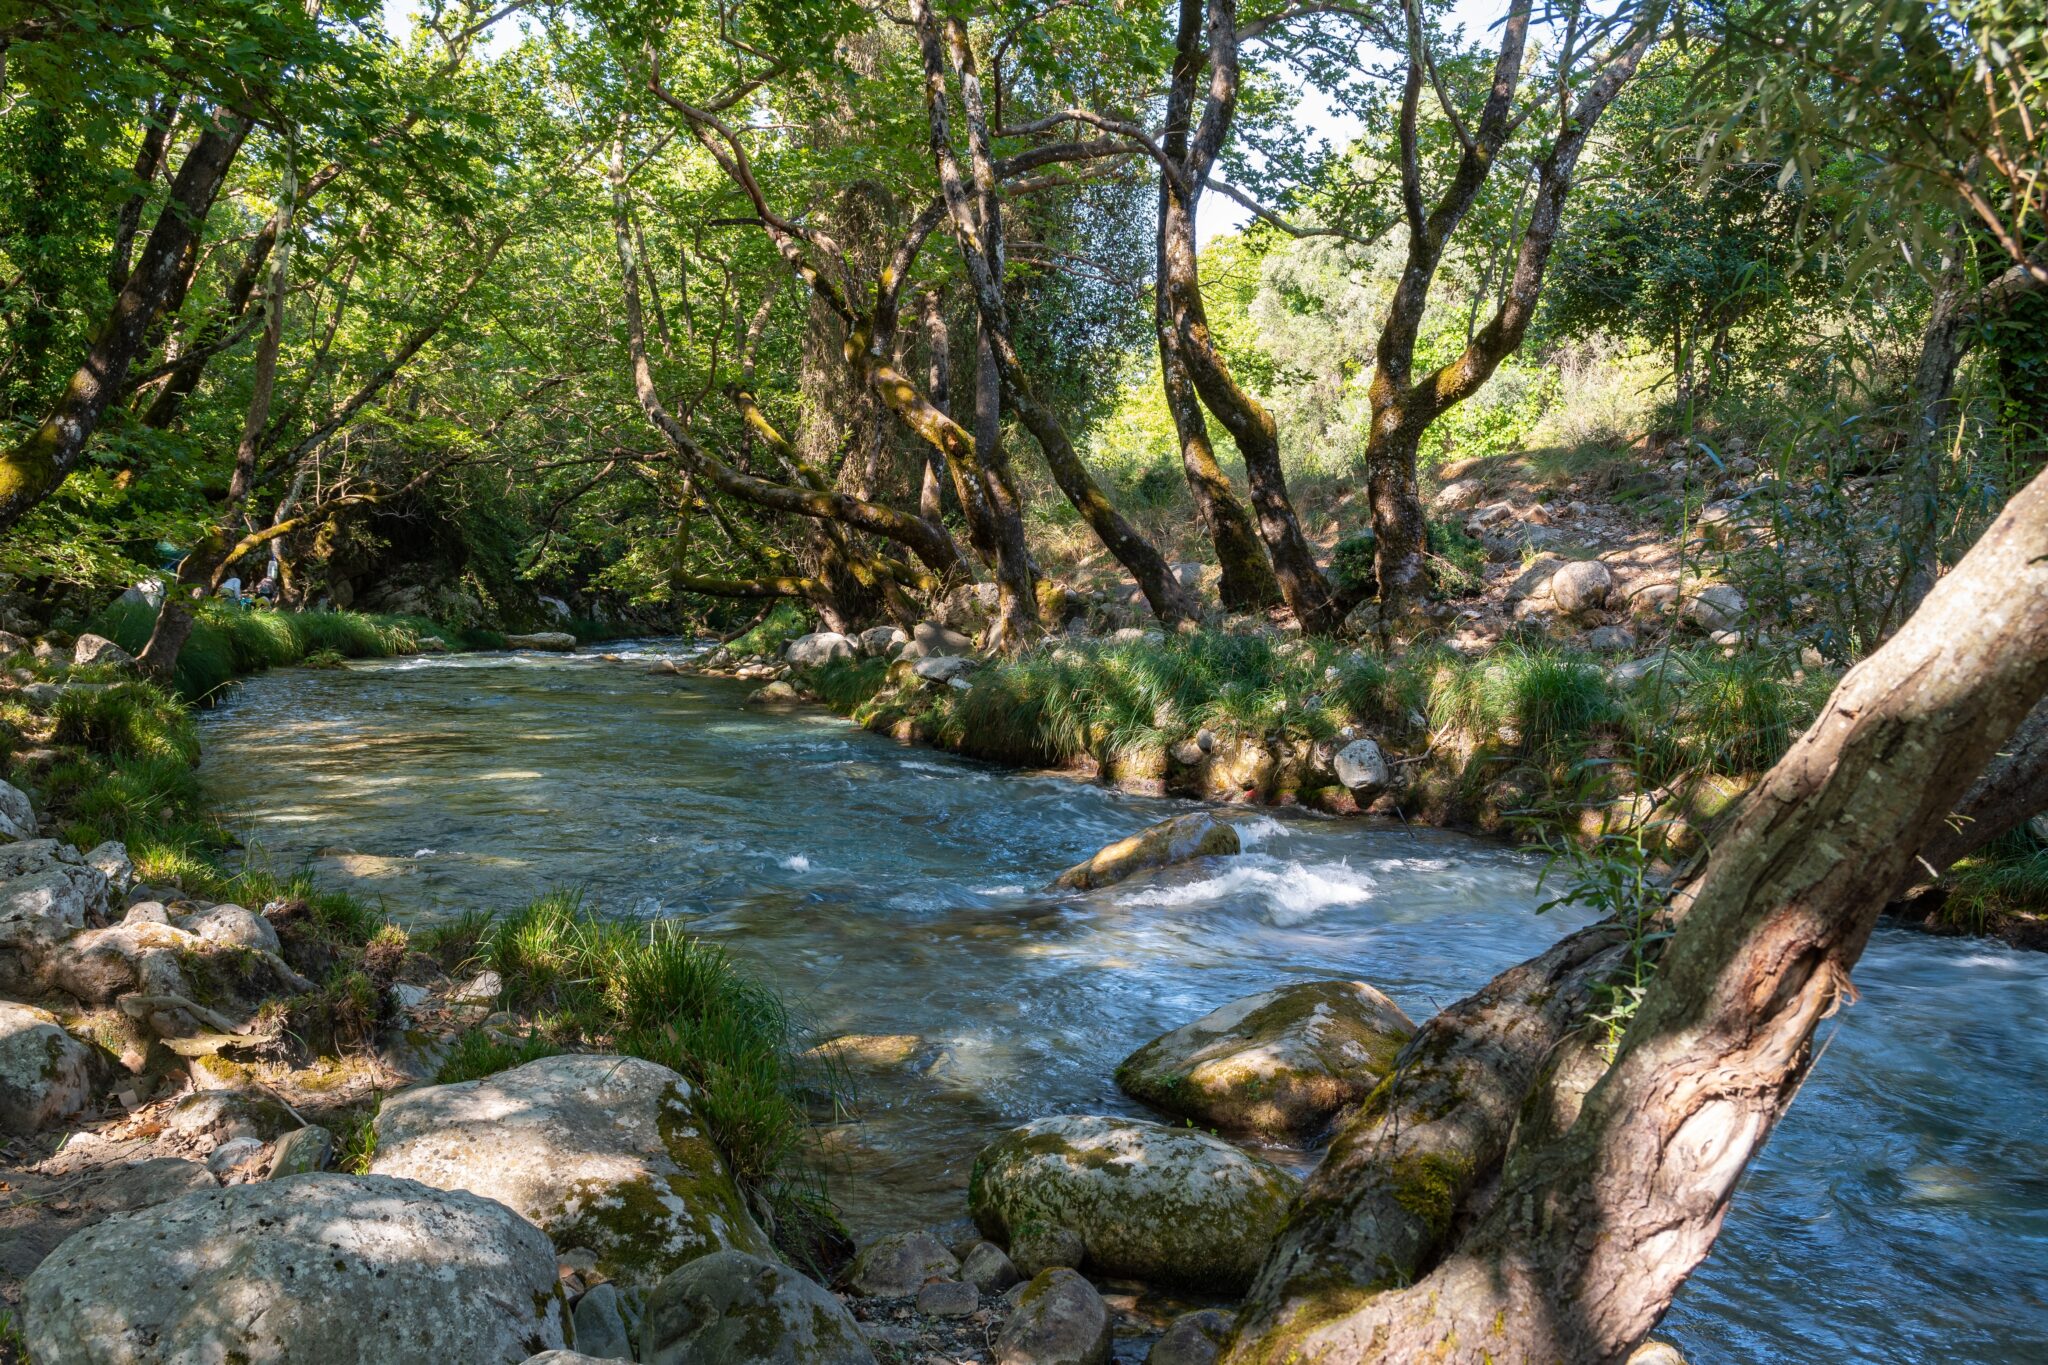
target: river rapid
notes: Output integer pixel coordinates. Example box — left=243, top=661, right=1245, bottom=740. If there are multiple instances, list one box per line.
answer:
left=197, top=644, right=2048, bottom=1363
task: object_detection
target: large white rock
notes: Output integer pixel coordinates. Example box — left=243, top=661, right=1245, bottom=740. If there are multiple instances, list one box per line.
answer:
left=22, top=1174, right=566, bottom=1363
left=181, top=901, right=280, bottom=954
left=786, top=631, right=857, bottom=668
left=370, top=1054, right=771, bottom=1290
left=969, top=1115, right=1297, bottom=1293
left=1332, top=738, right=1390, bottom=794
left=0, top=841, right=113, bottom=992
left=1685, top=583, right=1746, bottom=632
left=898, top=621, right=974, bottom=660
left=1115, top=981, right=1414, bottom=1141
left=72, top=633, right=136, bottom=669
left=0, top=777, right=35, bottom=839
left=1550, top=559, right=1614, bottom=614
left=83, top=839, right=132, bottom=894
left=48, top=919, right=203, bottom=1005
left=641, top=1250, right=876, bottom=1365
left=857, top=625, right=908, bottom=658
left=0, top=1002, right=97, bottom=1135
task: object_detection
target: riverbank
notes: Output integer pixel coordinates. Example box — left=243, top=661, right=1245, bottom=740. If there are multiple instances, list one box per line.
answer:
left=0, top=620, right=835, bottom=1362
left=688, top=624, right=2048, bottom=951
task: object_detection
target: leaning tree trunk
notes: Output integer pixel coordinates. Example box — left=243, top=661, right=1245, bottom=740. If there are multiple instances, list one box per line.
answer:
left=1228, top=462, right=2048, bottom=1364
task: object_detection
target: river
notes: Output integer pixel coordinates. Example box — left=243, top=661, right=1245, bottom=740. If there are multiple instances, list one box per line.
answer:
left=197, top=645, right=2048, bottom=1363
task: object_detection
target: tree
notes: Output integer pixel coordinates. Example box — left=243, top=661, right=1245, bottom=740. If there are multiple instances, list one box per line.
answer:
left=1360, top=0, right=1666, bottom=626
left=1229, top=457, right=2048, bottom=1360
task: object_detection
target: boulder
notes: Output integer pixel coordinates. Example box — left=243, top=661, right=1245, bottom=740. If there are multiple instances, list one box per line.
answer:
left=747, top=681, right=802, bottom=707
left=786, top=632, right=857, bottom=668
left=181, top=901, right=280, bottom=953
left=858, top=625, right=908, bottom=658
left=0, top=777, right=34, bottom=839
left=1115, top=981, right=1414, bottom=1141
left=1430, top=478, right=1485, bottom=511
left=506, top=631, right=579, bottom=651
left=1550, top=559, right=1613, bottom=614
left=1053, top=812, right=1240, bottom=891
left=970, top=1115, right=1297, bottom=1293
left=911, top=654, right=980, bottom=685
left=899, top=621, right=974, bottom=660
left=1008, top=1224, right=1085, bottom=1278
left=22, top=1174, right=566, bottom=1364
left=1147, top=1309, right=1235, bottom=1365
left=0, top=628, right=28, bottom=658
left=993, top=1268, right=1110, bottom=1365
left=369, top=1054, right=771, bottom=1291
left=572, top=1282, right=632, bottom=1362
left=962, top=1239, right=1022, bottom=1292
left=849, top=1228, right=959, bottom=1297
left=72, top=633, right=136, bottom=669
left=0, top=1002, right=98, bottom=1135
left=1331, top=738, right=1389, bottom=795
left=84, top=839, right=132, bottom=893
left=1684, top=583, right=1746, bottom=633
left=641, top=1250, right=875, bottom=1365
left=48, top=919, right=202, bottom=1005
left=1586, top=625, right=1637, bottom=653
left=265, top=1123, right=334, bottom=1177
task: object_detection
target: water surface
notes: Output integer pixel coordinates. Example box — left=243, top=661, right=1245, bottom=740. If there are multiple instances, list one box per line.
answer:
left=199, top=646, right=2048, bottom=1363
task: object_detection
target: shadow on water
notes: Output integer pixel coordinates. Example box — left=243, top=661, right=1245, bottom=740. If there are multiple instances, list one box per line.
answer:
left=199, top=643, right=2048, bottom=1363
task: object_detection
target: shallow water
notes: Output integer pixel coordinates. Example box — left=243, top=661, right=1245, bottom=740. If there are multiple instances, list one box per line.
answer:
left=199, top=644, right=2048, bottom=1362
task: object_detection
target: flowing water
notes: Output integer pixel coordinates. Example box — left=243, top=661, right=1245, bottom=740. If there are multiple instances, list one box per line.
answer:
left=197, top=644, right=2048, bottom=1363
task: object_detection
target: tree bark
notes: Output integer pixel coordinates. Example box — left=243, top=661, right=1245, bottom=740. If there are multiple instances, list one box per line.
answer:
left=1161, top=0, right=1335, bottom=628
left=0, top=113, right=247, bottom=530
left=911, top=1, right=1197, bottom=624
left=1229, top=463, right=2048, bottom=1363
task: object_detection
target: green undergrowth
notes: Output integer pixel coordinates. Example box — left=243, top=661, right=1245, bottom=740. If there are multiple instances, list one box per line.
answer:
left=1942, top=830, right=2048, bottom=932
left=725, top=601, right=808, bottom=658
left=87, top=598, right=498, bottom=702
left=804, top=630, right=1838, bottom=821
left=433, top=891, right=839, bottom=1256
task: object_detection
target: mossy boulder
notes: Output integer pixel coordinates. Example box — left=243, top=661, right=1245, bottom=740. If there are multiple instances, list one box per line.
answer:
left=848, top=1228, right=959, bottom=1296
left=0, top=1002, right=98, bottom=1135
left=641, top=1250, right=875, bottom=1364
left=1052, top=812, right=1240, bottom=891
left=1115, top=982, right=1415, bottom=1142
left=370, top=1054, right=770, bottom=1291
left=969, top=1115, right=1297, bottom=1294
left=993, top=1267, right=1111, bottom=1365
left=23, top=1174, right=566, bottom=1363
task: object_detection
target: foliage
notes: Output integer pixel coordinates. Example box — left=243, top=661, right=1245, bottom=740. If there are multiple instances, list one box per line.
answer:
left=477, top=892, right=827, bottom=1194
left=87, top=600, right=427, bottom=701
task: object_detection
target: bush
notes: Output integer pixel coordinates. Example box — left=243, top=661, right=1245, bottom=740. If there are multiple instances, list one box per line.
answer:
left=727, top=602, right=808, bottom=658
left=86, top=600, right=433, bottom=701
left=1943, top=830, right=2048, bottom=932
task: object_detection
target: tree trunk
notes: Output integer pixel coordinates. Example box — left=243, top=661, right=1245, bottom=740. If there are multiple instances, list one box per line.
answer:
left=227, top=144, right=298, bottom=513
left=973, top=318, right=1040, bottom=653
left=1364, top=403, right=1430, bottom=627
left=0, top=113, right=246, bottom=530
left=1228, top=462, right=2048, bottom=1363
left=911, top=0, right=1198, bottom=625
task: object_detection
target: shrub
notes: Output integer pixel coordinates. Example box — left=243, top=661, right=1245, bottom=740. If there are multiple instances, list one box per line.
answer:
left=1430, top=647, right=1614, bottom=759
left=1625, top=651, right=1832, bottom=780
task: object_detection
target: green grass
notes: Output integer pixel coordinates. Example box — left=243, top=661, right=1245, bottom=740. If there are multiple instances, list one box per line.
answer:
left=86, top=599, right=451, bottom=702
left=435, top=1027, right=568, bottom=1084
left=1428, top=646, right=1615, bottom=759
left=473, top=892, right=828, bottom=1197
left=1620, top=650, right=1834, bottom=782
left=1943, top=831, right=2048, bottom=932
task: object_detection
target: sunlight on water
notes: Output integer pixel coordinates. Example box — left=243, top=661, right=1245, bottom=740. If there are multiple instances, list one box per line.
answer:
left=199, top=644, right=2048, bottom=1364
